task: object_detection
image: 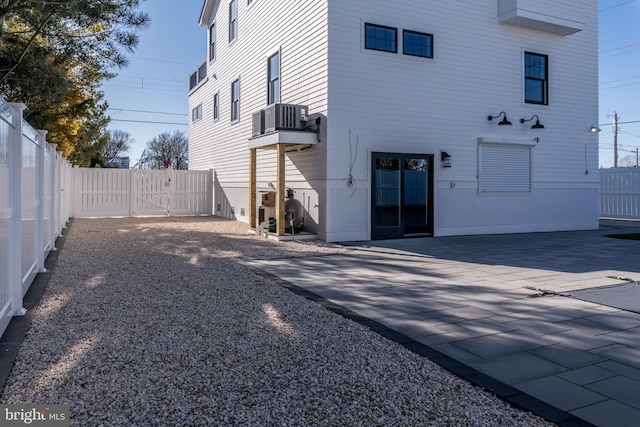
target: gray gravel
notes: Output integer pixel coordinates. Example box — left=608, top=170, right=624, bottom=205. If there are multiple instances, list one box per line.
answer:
left=1, top=217, right=553, bottom=426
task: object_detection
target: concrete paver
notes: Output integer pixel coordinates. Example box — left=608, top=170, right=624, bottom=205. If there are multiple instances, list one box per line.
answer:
left=251, top=225, right=640, bottom=426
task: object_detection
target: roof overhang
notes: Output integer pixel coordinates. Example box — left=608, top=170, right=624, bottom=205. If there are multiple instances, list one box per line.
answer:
left=248, top=131, right=319, bottom=150
left=199, top=0, right=217, bottom=27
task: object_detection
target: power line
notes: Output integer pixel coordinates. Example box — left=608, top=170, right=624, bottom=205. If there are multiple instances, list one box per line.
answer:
left=101, top=83, right=186, bottom=94
left=109, top=108, right=187, bottom=116
left=131, top=57, right=200, bottom=67
left=599, top=0, right=638, bottom=12
left=599, top=119, right=640, bottom=126
left=110, top=118, right=188, bottom=126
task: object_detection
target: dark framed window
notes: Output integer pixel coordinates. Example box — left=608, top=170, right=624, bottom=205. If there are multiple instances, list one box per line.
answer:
left=209, top=24, right=216, bottom=61
left=231, top=78, right=240, bottom=121
left=229, top=0, right=237, bottom=43
left=192, top=104, right=202, bottom=122
left=365, top=23, right=397, bottom=53
left=525, top=52, right=548, bottom=105
left=403, top=30, right=433, bottom=58
left=267, top=52, right=280, bottom=105
left=213, top=92, right=219, bottom=121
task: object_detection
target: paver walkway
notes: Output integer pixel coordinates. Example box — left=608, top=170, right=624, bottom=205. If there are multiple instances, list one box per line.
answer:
left=251, top=226, right=640, bottom=427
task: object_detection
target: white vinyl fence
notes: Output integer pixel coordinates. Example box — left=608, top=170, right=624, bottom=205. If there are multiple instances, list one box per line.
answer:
left=73, top=169, right=213, bottom=217
left=600, top=168, right=640, bottom=219
left=0, top=98, right=73, bottom=337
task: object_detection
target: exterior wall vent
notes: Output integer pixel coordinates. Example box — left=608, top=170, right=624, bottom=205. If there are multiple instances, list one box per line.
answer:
left=264, top=104, right=308, bottom=133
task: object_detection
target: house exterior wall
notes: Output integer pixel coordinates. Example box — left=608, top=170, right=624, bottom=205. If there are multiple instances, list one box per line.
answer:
left=189, top=0, right=329, bottom=229
left=190, top=0, right=598, bottom=242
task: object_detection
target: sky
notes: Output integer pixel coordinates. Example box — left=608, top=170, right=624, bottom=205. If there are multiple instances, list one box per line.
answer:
left=100, top=1, right=640, bottom=169
left=99, top=1, right=205, bottom=167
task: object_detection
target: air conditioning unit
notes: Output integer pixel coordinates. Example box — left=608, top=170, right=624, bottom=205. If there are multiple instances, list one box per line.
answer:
left=252, top=110, right=265, bottom=137
left=264, top=104, right=308, bottom=133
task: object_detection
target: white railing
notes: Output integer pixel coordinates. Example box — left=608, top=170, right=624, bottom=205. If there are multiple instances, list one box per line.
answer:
left=72, top=169, right=213, bottom=217
left=0, top=97, right=72, bottom=337
left=600, top=168, right=640, bottom=219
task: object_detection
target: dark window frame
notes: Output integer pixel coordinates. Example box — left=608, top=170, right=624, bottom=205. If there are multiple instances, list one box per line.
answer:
left=403, top=30, right=433, bottom=58
left=524, top=52, right=548, bottom=105
left=365, top=23, right=397, bottom=53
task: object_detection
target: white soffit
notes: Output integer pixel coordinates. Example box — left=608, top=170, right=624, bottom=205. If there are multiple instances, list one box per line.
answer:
left=498, top=0, right=584, bottom=36
left=248, top=131, right=319, bottom=150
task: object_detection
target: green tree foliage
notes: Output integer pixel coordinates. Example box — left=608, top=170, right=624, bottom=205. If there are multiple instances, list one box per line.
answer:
left=146, top=131, right=188, bottom=170
left=0, top=0, right=149, bottom=164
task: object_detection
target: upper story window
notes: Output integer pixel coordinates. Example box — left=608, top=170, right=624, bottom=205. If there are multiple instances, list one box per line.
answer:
left=192, top=104, right=202, bottom=122
left=365, top=23, right=397, bottom=53
left=213, top=92, right=219, bottom=121
left=231, top=78, right=240, bottom=121
left=403, top=30, right=433, bottom=58
left=267, top=51, right=280, bottom=105
left=229, top=0, right=237, bottom=43
left=189, top=61, right=207, bottom=91
left=524, top=52, right=548, bottom=105
left=209, top=24, right=216, bottom=61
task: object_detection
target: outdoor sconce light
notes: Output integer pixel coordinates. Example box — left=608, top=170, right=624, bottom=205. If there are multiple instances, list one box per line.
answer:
left=590, top=126, right=600, bottom=133
left=488, top=111, right=512, bottom=126
left=520, top=115, right=544, bottom=129
left=441, top=151, right=452, bottom=168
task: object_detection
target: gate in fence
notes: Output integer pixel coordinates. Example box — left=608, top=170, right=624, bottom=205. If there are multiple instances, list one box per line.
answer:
left=73, top=168, right=213, bottom=217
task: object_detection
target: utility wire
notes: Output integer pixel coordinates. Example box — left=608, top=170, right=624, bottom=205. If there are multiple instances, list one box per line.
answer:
left=599, top=0, right=638, bottom=12
left=109, top=108, right=187, bottom=116
left=110, top=119, right=188, bottom=126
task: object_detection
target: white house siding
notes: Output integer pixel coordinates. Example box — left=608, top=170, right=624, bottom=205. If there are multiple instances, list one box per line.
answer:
left=324, top=0, right=598, bottom=240
left=189, top=0, right=329, bottom=230
left=190, top=0, right=598, bottom=242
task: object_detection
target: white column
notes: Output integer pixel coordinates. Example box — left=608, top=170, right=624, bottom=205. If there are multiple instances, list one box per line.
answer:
left=35, top=130, right=48, bottom=272
left=8, top=103, right=26, bottom=316
left=49, top=144, right=58, bottom=250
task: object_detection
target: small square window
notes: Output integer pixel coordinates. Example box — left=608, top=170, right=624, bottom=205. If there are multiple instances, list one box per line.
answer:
left=365, top=23, right=397, bottom=53
left=525, top=52, right=548, bottom=105
left=192, top=104, right=202, bottom=122
left=403, top=30, right=433, bottom=58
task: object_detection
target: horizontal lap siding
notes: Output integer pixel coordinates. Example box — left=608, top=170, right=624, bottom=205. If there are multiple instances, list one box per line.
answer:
left=327, top=1, right=598, bottom=185
left=189, top=0, right=328, bottom=188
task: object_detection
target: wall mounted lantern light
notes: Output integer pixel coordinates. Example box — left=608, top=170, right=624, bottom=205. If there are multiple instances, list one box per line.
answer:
left=590, top=126, right=600, bottom=133
left=487, top=111, right=512, bottom=126
left=520, top=115, right=544, bottom=129
left=441, top=151, right=452, bottom=168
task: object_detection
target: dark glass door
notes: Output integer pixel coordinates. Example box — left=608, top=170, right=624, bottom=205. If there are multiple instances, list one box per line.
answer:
left=371, top=153, right=433, bottom=240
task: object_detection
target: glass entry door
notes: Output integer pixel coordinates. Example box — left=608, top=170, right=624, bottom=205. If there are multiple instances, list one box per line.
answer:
left=371, top=153, right=433, bottom=240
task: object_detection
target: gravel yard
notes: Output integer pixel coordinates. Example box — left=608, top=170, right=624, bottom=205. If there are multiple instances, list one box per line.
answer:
left=1, top=217, right=553, bottom=426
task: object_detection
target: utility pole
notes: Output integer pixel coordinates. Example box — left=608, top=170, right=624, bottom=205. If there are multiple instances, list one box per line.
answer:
left=613, top=111, right=619, bottom=168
